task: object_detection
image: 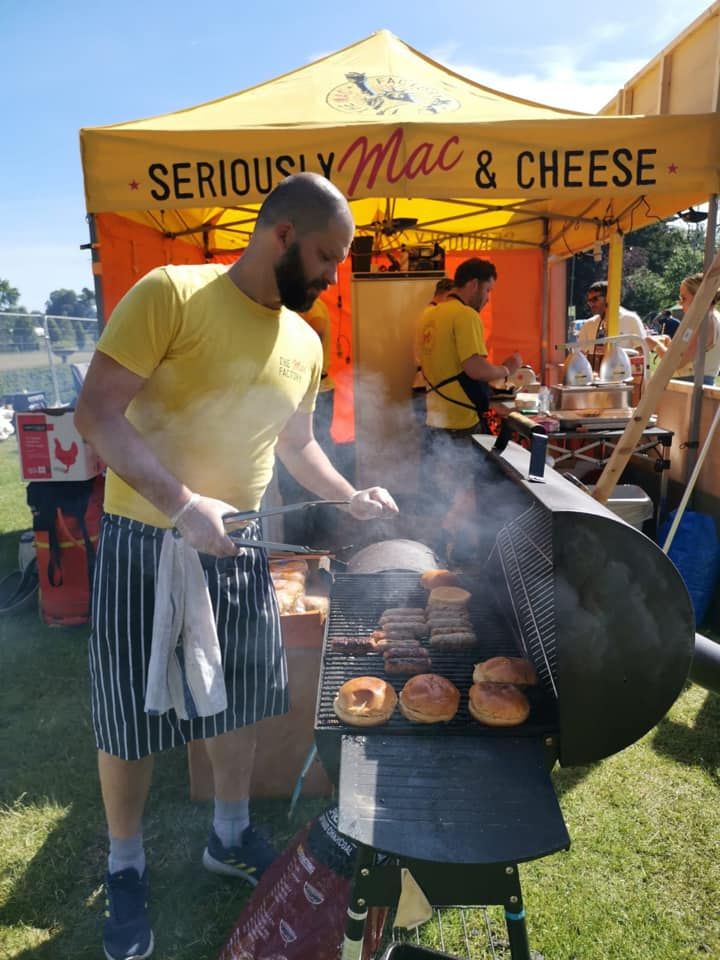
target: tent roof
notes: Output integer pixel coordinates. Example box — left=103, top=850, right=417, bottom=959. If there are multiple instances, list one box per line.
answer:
left=94, top=30, right=587, bottom=132
left=80, top=30, right=720, bottom=257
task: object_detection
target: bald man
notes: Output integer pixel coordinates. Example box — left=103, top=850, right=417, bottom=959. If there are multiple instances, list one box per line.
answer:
left=75, top=173, right=398, bottom=960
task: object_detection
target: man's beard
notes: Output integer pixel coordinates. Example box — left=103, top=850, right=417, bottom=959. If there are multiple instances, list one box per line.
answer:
left=274, top=241, right=325, bottom=311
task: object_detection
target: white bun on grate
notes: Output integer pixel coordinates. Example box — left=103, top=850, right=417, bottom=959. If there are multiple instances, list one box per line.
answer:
left=420, top=569, right=461, bottom=590
left=427, top=586, right=471, bottom=607
left=468, top=682, right=530, bottom=726
left=333, top=676, right=397, bottom=726
left=473, top=656, right=538, bottom=687
left=399, top=673, right=460, bottom=723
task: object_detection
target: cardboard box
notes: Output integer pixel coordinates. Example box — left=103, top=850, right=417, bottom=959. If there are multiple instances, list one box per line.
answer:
left=17, top=408, right=103, bottom=482
left=187, top=566, right=333, bottom=801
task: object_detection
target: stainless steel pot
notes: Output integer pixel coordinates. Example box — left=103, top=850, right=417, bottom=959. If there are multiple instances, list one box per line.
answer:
left=550, top=383, right=632, bottom=412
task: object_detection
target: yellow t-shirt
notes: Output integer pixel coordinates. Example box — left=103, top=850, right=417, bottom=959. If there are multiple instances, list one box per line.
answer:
left=300, top=298, right=334, bottom=392
left=97, top=264, right=322, bottom=526
left=420, top=298, right=488, bottom=430
left=412, top=303, right=435, bottom=390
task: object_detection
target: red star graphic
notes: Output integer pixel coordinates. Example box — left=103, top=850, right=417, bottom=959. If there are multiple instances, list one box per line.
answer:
left=129, top=179, right=140, bottom=190
left=667, top=163, right=678, bottom=174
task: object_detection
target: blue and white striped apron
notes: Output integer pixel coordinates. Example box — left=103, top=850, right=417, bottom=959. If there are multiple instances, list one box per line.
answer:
left=88, top=514, right=288, bottom=760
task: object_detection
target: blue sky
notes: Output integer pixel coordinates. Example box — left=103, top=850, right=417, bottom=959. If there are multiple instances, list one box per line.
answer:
left=1, top=0, right=712, bottom=311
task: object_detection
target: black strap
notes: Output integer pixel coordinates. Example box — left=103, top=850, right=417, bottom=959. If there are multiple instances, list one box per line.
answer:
left=27, top=479, right=97, bottom=592
left=422, top=370, right=490, bottom=415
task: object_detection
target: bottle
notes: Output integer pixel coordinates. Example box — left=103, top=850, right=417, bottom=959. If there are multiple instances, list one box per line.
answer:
left=599, top=343, right=632, bottom=382
left=564, top=347, right=593, bottom=386
left=537, top=385, right=551, bottom=414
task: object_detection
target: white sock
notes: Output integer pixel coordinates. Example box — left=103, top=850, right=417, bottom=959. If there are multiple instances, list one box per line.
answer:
left=213, top=798, right=250, bottom=848
left=108, top=830, right=146, bottom=877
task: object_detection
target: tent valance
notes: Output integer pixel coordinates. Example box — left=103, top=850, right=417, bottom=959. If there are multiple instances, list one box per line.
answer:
left=80, top=30, right=720, bottom=259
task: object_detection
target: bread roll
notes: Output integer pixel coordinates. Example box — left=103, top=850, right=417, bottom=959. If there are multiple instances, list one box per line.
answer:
left=399, top=673, right=460, bottom=723
left=333, top=676, right=397, bottom=726
left=473, top=657, right=537, bottom=687
left=427, top=586, right=471, bottom=607
left=420, top=569, right=461, bottom=590
left=468, top=682, right=530, bottom=726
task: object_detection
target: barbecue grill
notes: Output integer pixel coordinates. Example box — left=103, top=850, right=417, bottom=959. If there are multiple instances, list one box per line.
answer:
left=313, top=436, right=695, bottom=960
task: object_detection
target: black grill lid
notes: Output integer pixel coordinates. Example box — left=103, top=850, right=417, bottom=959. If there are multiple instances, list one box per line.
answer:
left=474, top=437, right=695, bottom=766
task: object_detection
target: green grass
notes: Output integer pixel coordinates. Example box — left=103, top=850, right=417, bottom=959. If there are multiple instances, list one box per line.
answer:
left=0, top=436, right=718, bottom=959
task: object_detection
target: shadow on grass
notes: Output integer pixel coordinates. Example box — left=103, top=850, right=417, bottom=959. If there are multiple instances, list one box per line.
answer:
left=651, top=685, right=720, bottom=786
left=0, top=598, right=334, bottom=960
left=551, top=762, right=596, bottom=801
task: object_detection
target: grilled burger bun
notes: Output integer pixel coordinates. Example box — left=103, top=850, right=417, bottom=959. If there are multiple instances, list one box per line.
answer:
left=420, top=569, right=461, bottom=590
left=333, top=676, right=397, bottom=726
left=427, top=586, right=471, bottom=608
left=399, top=673, right=460, bottom=723
left=468, top=682, right=530, bottom=726
left=472, top=656, right=538, bottom=686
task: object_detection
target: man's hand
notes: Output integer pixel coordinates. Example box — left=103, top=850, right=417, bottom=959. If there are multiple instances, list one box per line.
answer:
left=502, top=352, right=523, bottom=375
left=349, top=487, right=399, bottom=520
left=174, top=495, right=241, bottom=557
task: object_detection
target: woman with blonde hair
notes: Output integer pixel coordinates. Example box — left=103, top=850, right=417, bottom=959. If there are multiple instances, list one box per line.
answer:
left=648, top=272, right=720, bottom=385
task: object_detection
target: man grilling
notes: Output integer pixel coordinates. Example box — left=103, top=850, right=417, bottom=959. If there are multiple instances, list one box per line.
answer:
left=420, top=257, right=522, bottom=500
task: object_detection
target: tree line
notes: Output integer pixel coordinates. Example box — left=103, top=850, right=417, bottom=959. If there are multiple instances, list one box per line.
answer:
left=0, top=281, right=97, bottom=353
left=568, top=219, right=707, bottom=326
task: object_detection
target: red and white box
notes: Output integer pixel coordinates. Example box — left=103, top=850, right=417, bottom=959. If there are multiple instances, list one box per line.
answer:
left=17, top=408, right=104, bottom=482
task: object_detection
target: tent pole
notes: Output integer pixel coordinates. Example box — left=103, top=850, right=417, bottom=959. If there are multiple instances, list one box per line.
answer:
left=684, top=194, right=718, bottom=486
left=541, top=220, right=549, bottom=378
left=606, top=233, right=624, bottom=338
left=87, top=214, right=106, bottom=327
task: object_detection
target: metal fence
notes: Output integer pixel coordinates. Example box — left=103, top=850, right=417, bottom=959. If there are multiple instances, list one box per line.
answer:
left=0, top=313, right=99, bottom=408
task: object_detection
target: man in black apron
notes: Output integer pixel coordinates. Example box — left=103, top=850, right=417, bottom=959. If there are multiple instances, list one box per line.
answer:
left=419, top=257, right=522, bottom=537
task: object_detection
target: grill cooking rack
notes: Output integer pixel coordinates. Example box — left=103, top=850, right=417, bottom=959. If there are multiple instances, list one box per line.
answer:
left=315, top=572, right=559, bottom=739
left=489, top=501, right=557, bottom=697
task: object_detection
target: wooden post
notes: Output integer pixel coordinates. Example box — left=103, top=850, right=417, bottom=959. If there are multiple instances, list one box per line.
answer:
left=592, top=245, right=720, bottom=504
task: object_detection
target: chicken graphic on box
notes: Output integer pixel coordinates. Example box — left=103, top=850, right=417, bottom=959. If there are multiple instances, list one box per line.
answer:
left=54, top=437, right=79, bottom=473
left=17, top=409, right=103, bottom=482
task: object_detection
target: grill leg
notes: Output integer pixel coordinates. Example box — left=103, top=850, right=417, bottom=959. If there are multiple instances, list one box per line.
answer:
left=341, top=844, right=374, bottom=960
left=504, top=869, right=532, bottom=960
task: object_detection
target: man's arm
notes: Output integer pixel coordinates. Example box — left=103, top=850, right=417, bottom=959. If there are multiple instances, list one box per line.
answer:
left=275, top=409, right=398, bottom=517
left=74, top=350, right=238, bottom=556
left=462, top=352, right=521, bottom=382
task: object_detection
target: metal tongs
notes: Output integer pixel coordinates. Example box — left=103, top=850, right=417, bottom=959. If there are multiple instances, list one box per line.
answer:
left=222, top=499, right=352, bottom=554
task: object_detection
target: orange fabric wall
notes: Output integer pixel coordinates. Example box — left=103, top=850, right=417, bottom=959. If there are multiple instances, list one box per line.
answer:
left=444, top=249, right=543, bottom=372
left=96, top=213, right=211, bottom=320
left=95, top=217, right=542, bottom=444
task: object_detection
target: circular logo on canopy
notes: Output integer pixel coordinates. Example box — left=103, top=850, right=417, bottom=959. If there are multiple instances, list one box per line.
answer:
left=327, top=73, right=460, bottom=115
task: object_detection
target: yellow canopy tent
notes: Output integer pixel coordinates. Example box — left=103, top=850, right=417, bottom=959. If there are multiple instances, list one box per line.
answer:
left=79, top=30, right=720, bottom=440
left=80, top=29, right=720, bottom=280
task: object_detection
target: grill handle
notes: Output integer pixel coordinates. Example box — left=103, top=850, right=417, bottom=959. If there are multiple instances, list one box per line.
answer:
left=493, top=411, right=548, bottom=482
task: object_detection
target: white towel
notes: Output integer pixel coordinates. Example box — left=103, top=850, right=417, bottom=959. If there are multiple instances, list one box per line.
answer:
left=144, top=530, right=228, bottom=720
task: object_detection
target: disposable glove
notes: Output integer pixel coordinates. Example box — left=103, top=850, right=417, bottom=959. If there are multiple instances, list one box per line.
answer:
left=349, top=487, right=399, bottom=520
left=172, top=494, right=240, bottom=557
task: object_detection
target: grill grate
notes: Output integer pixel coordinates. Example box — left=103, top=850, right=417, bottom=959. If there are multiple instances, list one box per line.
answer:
left=491, top=502, right=557, bottom=698
left=316, top=572, right=558, bottom=737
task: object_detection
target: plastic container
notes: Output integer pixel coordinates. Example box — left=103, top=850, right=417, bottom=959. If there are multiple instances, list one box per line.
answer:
left=589, top=484, right=653, bottom=530
left=564, top=348, right=593, bottom=386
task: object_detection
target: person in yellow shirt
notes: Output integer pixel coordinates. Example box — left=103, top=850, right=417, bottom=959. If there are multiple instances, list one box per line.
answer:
left=74, top=173, right=398, bottom=960
left=411, top=277, right=453, bottom=429
left=420, top=257, right=521, bottom=509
